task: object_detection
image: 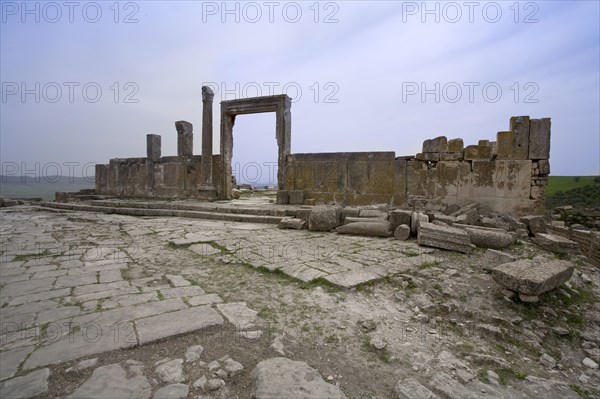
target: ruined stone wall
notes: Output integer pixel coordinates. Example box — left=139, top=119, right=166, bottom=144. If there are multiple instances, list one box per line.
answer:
left=96, top=154, right=221, bottom=199
left=282, top=116, right=550, bottom=215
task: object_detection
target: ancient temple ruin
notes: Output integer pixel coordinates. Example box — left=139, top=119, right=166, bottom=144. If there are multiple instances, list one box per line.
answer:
left=95, top=88, right=551, bottom=215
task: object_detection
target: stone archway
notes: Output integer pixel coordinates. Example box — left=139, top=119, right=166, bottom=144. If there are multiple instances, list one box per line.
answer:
left=219, top=94, right=291, bottom=202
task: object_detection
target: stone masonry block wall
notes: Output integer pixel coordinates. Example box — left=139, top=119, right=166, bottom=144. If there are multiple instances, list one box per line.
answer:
left=282, top=116, right=550, bottom=215
left=96, top=154, right=221, bottom=199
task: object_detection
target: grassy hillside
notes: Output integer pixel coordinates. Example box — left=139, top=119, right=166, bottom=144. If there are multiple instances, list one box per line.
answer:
left=0, top=176, right=94, bottom=201
left=546, top=176, right=600, bottom=209
left=546, top=176, right=598, bottom=196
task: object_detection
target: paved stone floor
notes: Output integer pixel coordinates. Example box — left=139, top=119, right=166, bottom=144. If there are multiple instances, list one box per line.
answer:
left=1, top=205, right=599, bottom=398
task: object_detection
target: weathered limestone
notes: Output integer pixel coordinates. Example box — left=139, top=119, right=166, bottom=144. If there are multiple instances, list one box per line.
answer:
left=201, top=86, right=214, bottom=188
left=529, top=118, right=551, bottom=159
left=278, top=217, right=305, bottom=230
left=482, top=249, right=516, bottom=271
left=447, top=138, right=463, bottom=153
left=533, top=233, right=579, bottom=255
left=251, top=357, right=348, bottom=399
left=510, top=116, right=530, bottom=160
left=521, top=215, right=548, bottom=235
left=146, top=134, right=161, bottom=161
left=0, top=368, right=50, bottom=399
left=464, top=145, right=492, bottom=161
left=411, top=212, right=430, bottom=235
left=492, top=258, right=574, bottom=296
left=395, top=378, right=439, bottom=399
left=417, top=222, right=473, bottom=253
left=336, top=221, right=391, bottom=237
left=175, top=121, right=193, bottom=157
left=496, top=131, right=512, bottom=159
left=463, top=226, right=516, bottom=249
left=308, top=206, right=341, bottom=231
left=423, top=136, right=448, bottom=153
left=390, top=209, right=412, bottom=231
left=67, top=364, right=151, bottom=399
left=394, top=224, right=411, bottom=240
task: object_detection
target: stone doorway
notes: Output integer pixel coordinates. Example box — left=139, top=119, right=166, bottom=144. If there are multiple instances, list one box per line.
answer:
left=219, top=94, right=291, bottom=202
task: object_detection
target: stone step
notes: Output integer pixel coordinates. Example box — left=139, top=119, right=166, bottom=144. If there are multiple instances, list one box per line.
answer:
left=88, top=199, right=292, bottom=217
left=40, top=202, right=284, bottom=224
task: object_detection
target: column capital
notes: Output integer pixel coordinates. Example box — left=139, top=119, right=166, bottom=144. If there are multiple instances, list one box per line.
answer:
left=202, top=86, right=214, bottom=102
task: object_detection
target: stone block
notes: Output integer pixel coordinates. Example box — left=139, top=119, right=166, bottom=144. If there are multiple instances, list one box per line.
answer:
left=520, top=215, right=548, bottom=235
left=528, top=118, right=551, bottom=159
left=481, top=249, right=516, bottom=271
left=496, top=131, right=513, bottom=159
left=440, top=152, right=463, bottom=161
left=492, top=258, right=574, bottom=296
left=411, top=211, right=429, bottom=235
left=308, top=206, right=341, bottom=231
left=538, top=159, right=550, bottom=176
left=416, top=153, right=440, bottom=162
left=423, top=136, right=448, bottom=153
left=175, top=121, right=193, bottom=157
left=447, top=138, right=464, bottom=153
left=510, top=116, right=530, bottom=160
left=478, top=139, right=490, bottom=146
left=464, top=145, right=492, bottom=161
left=417, top=222, right=473, bottom=253
left=146, top=134, right=161, bottom=160
left=336, top=221, right=391, bottom=237
left=276, top=190, right=289, bottom=205
left=533, top=233, right=579, bottom=255
left=390, top=209, right=412, bottom=230
left=288, top=190, right=304, bottom=205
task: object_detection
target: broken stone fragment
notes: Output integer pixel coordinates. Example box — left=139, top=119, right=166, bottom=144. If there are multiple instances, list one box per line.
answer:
left=520, top=215, right=548, bottom=235
left=417, top=222, right=473, bottom=254
left=250, top=358, right=348, bottom=399
left=308, top=206, right=341, bottom=231
left=278, top=217, right=306, bottom=230
left=462, top=226, right=516, bottom=249
left=336, top=221, right=391, bottom=237
left=482, top=249, right=516, bottom=271
left=533, top=233, right=579, bottom=255
left=492, top=258, right=574, bottom=296
left=394, top=224, right=411, bottom=241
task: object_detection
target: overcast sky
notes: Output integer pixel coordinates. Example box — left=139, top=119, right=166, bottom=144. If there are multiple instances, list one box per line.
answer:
left=1, top=0, right=598, bottom=184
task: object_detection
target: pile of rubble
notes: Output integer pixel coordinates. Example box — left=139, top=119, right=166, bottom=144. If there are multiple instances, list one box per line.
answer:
left=279, top=201, right=598, bottom=301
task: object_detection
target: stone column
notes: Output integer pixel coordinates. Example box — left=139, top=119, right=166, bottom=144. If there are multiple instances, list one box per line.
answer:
left=201, top=86, right=214, bottom=188
left=146, top=134, right=161, bottom=196
left=146, top=134, right=161, bottom=160
left=175, top=121, right=193, bottom=157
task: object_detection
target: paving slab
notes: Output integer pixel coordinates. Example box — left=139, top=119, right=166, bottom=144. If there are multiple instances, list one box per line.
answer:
left=0, top=368, right=50, bottom=399
left=324, top=270, right=382, bottom=288
left=165, top=274, right=191, bottom=287
left=160, top=286, right=205, bottom=299
left=24, top=321, right=137, bottom=369
left=216, top=302, right=258, bottom=329
left=0, top=277, right=56, bottom=298
left=187, top=294, right=223, bottom=306
left=0, top=346, right=35, bottom=381
left=67, top=363, right=151, bottom=399
left=8, top=288, right=71, bottom=306
left=136, top=306, right=224, bottom=344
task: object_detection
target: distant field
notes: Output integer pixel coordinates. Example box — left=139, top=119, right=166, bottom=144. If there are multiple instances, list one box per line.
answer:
left=0, top=176, right=94, bottom=201
left=545, top=176, right=598, bottom=197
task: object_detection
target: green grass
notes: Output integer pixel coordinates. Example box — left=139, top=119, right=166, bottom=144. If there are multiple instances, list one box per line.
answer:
left=545, top=176, right=600, bottom=209
left=546, top=176, right=598, bottom=197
